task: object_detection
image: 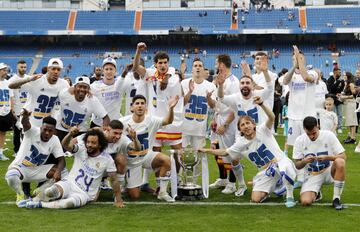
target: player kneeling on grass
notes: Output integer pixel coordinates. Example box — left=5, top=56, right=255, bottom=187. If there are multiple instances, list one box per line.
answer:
left=293, top=116, right=346, bottom=210
left=200, top=96, right=297, bottom=207
left=5, top=109, right=65, bottom=207
left=119, top=94, right=179, bottom=202
left=25, top=128, right=124, bottom=209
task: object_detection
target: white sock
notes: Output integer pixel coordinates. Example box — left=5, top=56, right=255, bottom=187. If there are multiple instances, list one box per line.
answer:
left=142, top=169, right=151, bottom=185
left=42, top=197, right=77, bottom=209
left=285, top=181, right=294, bottom=199
left=333, top=180, right=345, bottom=200
left=117, top=174, right=125, bottom=189
left=5, top=169, right=24, bottom=195
left=232, top=164, right=246, bottom=186
left=158, top=177, right=170, bottom=194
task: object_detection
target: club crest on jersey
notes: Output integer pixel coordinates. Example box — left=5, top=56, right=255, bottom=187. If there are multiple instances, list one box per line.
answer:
left=84, top=108, right=88, bottom=113
left=65, top=103, right=69, bottom=107
left=237, top=104, right=242, bottom=109
left=40, top=88, right=45, bottom=92
left=324, top=144, right=328, bottom=148
left=304, top=147, right=308, bottom=151
left=96, top=162, right=100, bottom=168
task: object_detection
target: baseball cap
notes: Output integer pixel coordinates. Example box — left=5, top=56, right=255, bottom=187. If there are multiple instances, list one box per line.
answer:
left=102, top=57, right=117, bottom=68
left=0, top=63, right=7, bottom=70
left=75, top=76, right=90, bottom=86
left=48, top=58, right=64, bottom=69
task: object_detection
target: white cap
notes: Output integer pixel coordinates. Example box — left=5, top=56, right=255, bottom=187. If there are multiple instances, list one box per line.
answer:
left=75, top=76, right=90, bottom=86
left=0, top=63, right=7, bottom=70
left=102, top=57, right=117, bottom=68
left=48, top=58, right=64, bottom=69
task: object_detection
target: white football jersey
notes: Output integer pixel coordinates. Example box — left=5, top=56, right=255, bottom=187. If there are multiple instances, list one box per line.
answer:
left=285, top=70, right=318, bottom=120
left=181, top=78, right=216, bottom=137
left=120, top=114, right=163, bottom=152
left=13, top=127, right=64, bottom=167
left=56, top=89, right=107, bottom=132
left=317, top=109, right=337, bottom=132
left=122, top=72, right=146, bottom=116
left=90, top=77, right=124, bottom=126
left=315, top=80, right=328, bottom=109
left=252, top=70, right=277, bottom=109
left=9, top=74, right=29, bottom=115
left=221, top=83, right=271, bottom=126
left=143, top=68, right=183, bottom=136
left=293, top=130, right=344, bottom=175
left=20, top=75, right=69, bottom=127
left=69, top=144, right=116, bottom=201
left=226, top=124, right=285, bottom=169
left=0, top=79, right=14, bottom=116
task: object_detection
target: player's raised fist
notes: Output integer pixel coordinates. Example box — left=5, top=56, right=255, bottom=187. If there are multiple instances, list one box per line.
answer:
left=137, top=42, right=147, bottom=51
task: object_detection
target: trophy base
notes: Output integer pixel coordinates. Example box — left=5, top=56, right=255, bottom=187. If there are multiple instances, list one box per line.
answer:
left=176, top=185, right=204, bottom=201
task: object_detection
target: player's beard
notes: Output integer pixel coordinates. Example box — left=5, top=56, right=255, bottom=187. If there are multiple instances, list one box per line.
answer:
left=87, top=147, right=98, bottom=156
left=241, top=87, right=250, bottom=97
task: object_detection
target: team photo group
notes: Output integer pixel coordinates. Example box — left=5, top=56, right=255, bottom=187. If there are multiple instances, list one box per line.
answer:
left=0, top=42, right=348, bottom=210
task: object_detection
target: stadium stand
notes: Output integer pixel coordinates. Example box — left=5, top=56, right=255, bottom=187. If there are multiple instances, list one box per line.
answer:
left=141, top=10, right=231, bottom=30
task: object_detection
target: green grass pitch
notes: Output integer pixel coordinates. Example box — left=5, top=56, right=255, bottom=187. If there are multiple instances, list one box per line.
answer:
left=0, top=129, right=360, bottom=232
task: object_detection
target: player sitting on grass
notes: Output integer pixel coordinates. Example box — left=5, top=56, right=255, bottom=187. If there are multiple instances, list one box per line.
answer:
left=200, top=96, right=297, bottom=207
left=25, top=128, right=124, bottom=209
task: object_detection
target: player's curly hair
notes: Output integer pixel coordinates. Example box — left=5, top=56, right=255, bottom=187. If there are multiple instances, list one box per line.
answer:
left=83, top=129, right=108, bottom=153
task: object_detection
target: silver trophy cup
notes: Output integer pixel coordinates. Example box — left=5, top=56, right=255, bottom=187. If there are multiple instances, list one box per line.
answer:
left=176, top=148, right=204, bottom=200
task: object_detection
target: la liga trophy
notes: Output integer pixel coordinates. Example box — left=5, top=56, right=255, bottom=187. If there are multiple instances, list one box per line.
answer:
left=170, top=148, right=208, bottom=201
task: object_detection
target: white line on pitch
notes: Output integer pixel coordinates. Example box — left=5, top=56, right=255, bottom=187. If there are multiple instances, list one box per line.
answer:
left=1, top=201, right=360, bottom=207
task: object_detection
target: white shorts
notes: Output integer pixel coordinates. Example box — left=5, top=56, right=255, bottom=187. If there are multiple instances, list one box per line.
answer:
left=13, top=164, right=54, bottom=183
left=252, top=164, right=282, bottom=193
left=56, top=180, right=90, bottom=207
left=287, top=119, right=304, bottom=146
left=182, top=135, right=205, bottom=150
left=125, top=166, right=143, bottom=189
left=127, top=150, right=158, bottom=170
left=300, top=167, right=333, bottom=194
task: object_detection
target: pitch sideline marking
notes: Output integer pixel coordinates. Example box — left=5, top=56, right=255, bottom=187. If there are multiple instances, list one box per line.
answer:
left=1, top=201, right=360, bottom=207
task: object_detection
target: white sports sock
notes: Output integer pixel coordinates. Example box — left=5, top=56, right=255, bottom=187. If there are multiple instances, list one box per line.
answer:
left=285, top=181, right=294, bottom=199
left=142, top=169, right=151, bottom=185
left=333, top=180, right=345, bottom=200
left=5, top=169, right=24, bottom=195
left=42, top=197, right=77, bottom=209
left=117, top=174, right=125, bottom=189
left=158, top=177, right=170, bottom=194
left=232, top=164, right=246, bottom=186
